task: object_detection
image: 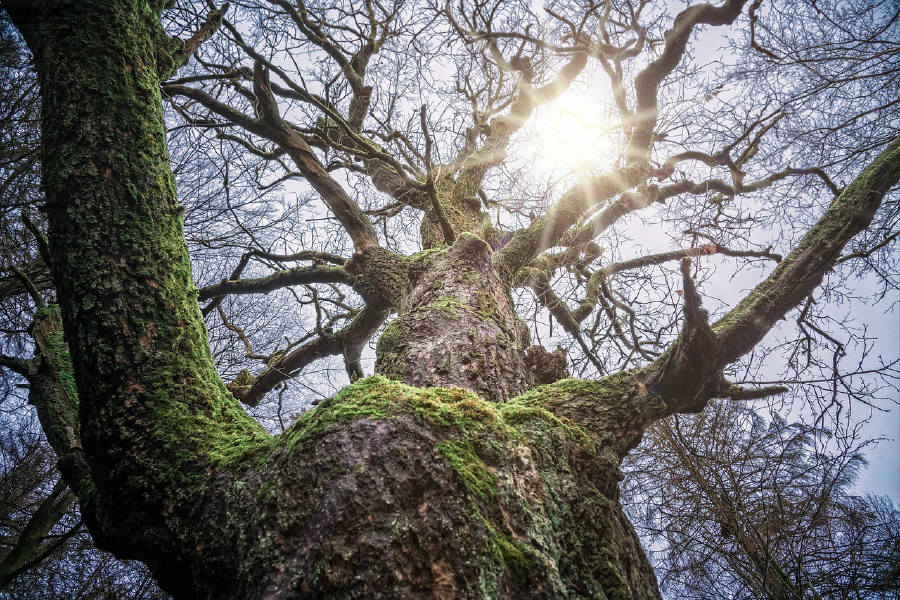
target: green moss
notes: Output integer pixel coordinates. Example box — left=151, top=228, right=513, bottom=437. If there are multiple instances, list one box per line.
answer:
left=271, top=374, right=646, bottom=591
left=470, top=289, right=505, bottom=323
left=57, top=370, right=77, bottom=398
left=427, top=297, right=462, bottom=318
left=499, top=403, right=595, bottom=451
left=280, top=375, right=503, bottom=454
left=374, top=320, right=406, bottom=376
left=377, top=320, right=403, bottom=351
left=404, top=246, right=445, bottom=280
left=256, top=373, right=658, bottom=595
left=148, top=377, right=275, bottom=477
left=226, top=368, right=255, bottom=396
left=486, top=523, right=544, bottom=579
left=77, top=479, right=98, bottom=510
left=277, top=374, right=635, bottom=468
left=257, top=480, right=277, bottom=505
left=437, top=440, right=498, bottom=504
left=512, top=372, right=643, bottom=411
left=29, top=305, right=82, bottom=455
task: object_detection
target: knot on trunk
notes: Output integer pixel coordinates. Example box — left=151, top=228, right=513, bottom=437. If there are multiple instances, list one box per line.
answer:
left=643, top=258, right=724, bottom=414
left=226, top=368, right=255, bottom=404
left=525, top=344, right=570, bottom=386
left=344, top=247, right=415, bottom=308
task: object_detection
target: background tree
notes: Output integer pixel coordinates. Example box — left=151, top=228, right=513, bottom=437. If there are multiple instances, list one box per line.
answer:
left=622, top=400, right=900, bottom=598
left=0, top=420, right=166, bottom=599
left=0, top=0, right=897, bottom=597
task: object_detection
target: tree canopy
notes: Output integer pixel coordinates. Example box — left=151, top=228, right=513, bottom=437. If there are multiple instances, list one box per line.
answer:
left=0, top=0, right=897, bottom=597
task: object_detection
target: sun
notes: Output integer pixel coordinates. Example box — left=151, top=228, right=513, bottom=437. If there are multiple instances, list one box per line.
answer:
left=521, top=80, right=618, bottom=181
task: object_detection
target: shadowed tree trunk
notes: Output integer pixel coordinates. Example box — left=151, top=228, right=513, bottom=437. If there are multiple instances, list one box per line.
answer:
left=3, top=1, right=898, bottom=598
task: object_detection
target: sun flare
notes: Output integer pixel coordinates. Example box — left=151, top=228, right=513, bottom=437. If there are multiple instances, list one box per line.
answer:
left=521, top=82, right=618, bottom=181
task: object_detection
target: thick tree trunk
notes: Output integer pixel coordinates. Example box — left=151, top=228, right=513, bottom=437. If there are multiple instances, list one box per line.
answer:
left=374, top=233, right=531, bottom=402
left=228, top=374, right=663, bottom=598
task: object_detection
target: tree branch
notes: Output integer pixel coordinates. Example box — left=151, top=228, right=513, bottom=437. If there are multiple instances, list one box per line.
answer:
left=721, top=383, right=789, bottom=400
left=420, top=105, right=455, bottom=244
left=157, top=3, right=229, bottom=80
left=494, top=163, right=651, bottom=283
left=628, top=0, right=750, bottom=163
left=0, top=353, right=32, bottom=377
left=0, top=479, right=77, bottom=588
left=164, top=77, right=380, bottom=252
left=246, top=249, right=347, bottom=265
left=714, top=135, right=900, bottom=363
left=197, top=264, right=356, bottom=302
left=642, top=258, right=723, bottom=414
left=637, top=136, right=900, bottom=417
left=231, top=306, right=388, bottom=406
left=27, top=306, right=92, bottom=499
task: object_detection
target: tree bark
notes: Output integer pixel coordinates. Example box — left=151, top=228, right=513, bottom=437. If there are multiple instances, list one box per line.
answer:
left=373, top=233, right=531, bottom=402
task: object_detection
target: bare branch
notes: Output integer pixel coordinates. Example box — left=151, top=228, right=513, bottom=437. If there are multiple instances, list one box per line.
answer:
left=232, top=306, right=388, bottom=406
left=715, top=136, right=900, bottom=362
left=198, top=265, right=356, bottom=301
left=420, top=105, right=455, bottom=244
left=628, top=0, right=750, bottom=162
left=0, top=480, right=77, bottom=588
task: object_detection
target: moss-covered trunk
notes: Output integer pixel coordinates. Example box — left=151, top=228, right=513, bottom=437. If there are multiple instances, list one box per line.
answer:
left=6, top=0, right=273, bottom=591
left=6, top=1, right=663, bottom=597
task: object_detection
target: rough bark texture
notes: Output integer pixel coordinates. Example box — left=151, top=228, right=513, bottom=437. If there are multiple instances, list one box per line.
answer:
left=5, top=0, right=899, bottom=598
left=222, top=375, right=662, bottom=598
left=374, top=233, right=531, bottom=402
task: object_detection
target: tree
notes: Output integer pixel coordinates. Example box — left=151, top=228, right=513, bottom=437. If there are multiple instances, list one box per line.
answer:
left=0, top=0, right=897, bottom=597
left=622, top=400, right=900, bottom=598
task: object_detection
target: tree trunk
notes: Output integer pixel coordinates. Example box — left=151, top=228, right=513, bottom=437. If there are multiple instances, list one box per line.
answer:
left=373, top=232, right=532, bottom=402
